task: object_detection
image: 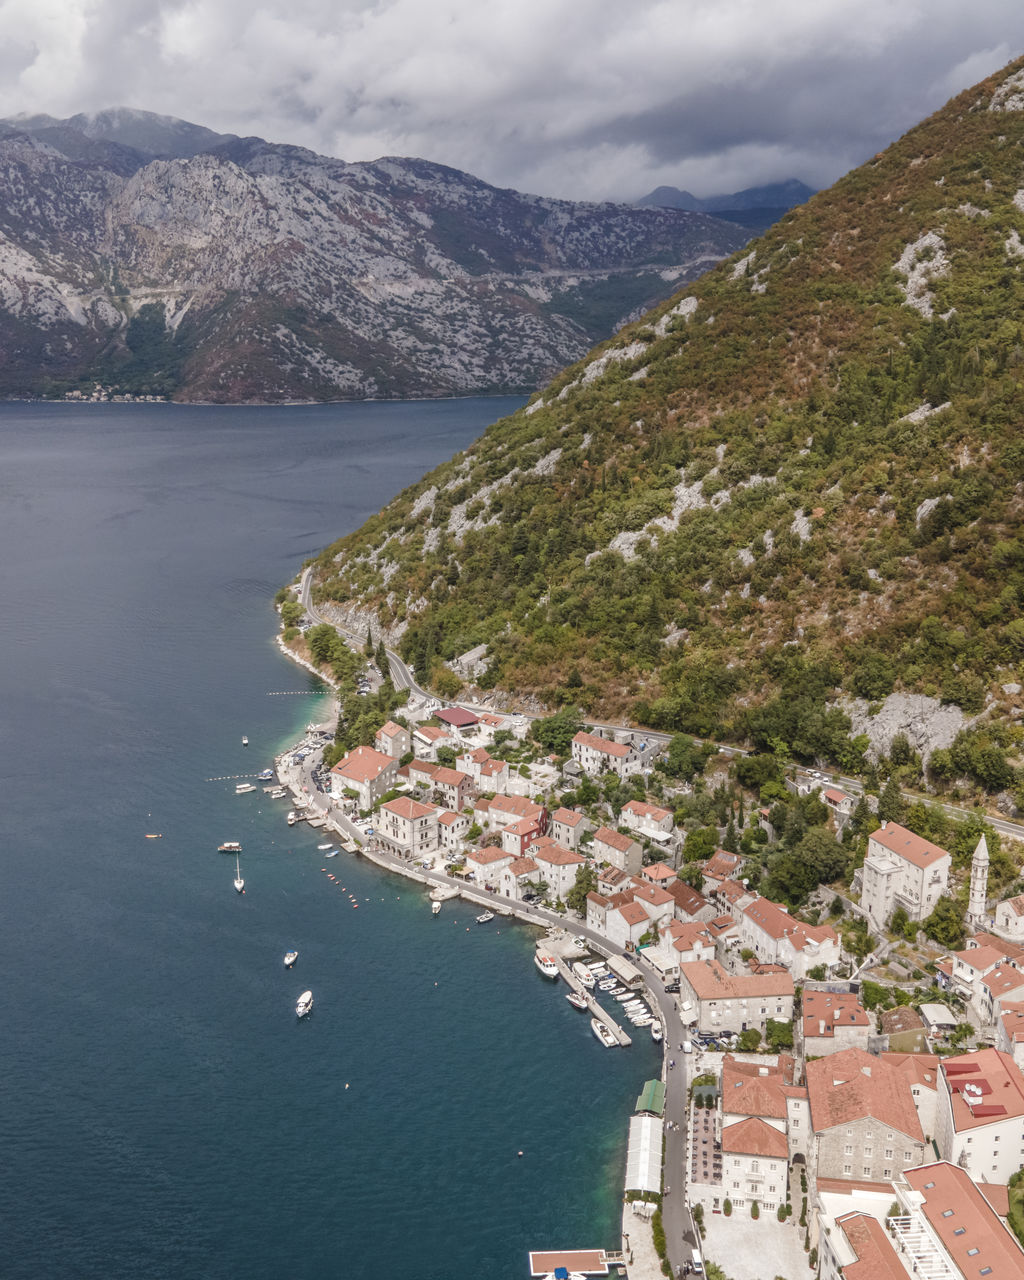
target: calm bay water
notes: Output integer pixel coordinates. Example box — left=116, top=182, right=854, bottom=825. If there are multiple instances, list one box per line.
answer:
left=0, top=401, right=658, bottom=1279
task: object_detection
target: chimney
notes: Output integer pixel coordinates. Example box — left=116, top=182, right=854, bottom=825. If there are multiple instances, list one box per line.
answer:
left=881, top=820, right=888, bottom=830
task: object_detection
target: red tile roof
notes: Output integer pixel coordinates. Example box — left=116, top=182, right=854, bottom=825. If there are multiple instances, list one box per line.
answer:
left=551, top=807, right=585, bottom=827
left=835, top=1212, right=907, bottom=1280
left=941, top=1047, right=1024, bottom=1130
left=531, top=839, right=585, bottom=867
left=903, top=1162, right=1024, bottom=1276
left=572, top=730, right=630, bottom=757
left=381, top=795, right=436, bottom=820
left=436, top=707, right=478, bottom=728
left=466, top=847, right=512, bottom=865
left=720, top=1116, right=788, bottom=1159
left=331, top=745, right=395, bottom=783
left=803, top=990, right=870, bottom=1038
left=703, top=849, right=742, bottom=879
left=679, top=958, right=794, bottom=1000
left=743, top=896, right=838, bottom=949
left=642, top=862, right=677, bottom=882
left=593, top=826, right=636, bottom=852
left=506, top=856, right=538, bottom=877
left=805, top=1048, right=923, bottom=1141
left=868, top=821, right=949, bottom=868
left=622, top=799, right=671, bottom=822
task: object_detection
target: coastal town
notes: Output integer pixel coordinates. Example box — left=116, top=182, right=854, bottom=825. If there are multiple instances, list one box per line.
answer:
left=273, top=601, right=1024, bottom=1280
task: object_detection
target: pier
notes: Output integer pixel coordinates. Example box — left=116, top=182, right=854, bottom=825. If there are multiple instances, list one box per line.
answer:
left=551, top=954, right=632, bottom=1046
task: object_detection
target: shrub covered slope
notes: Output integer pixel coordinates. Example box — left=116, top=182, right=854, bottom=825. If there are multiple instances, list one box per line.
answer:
left=310, top=59, right=1024, bottom=766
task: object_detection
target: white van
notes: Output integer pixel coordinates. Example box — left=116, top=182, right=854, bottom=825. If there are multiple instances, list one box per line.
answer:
left=682, top=1038, right=693, bottom=1054
left=691, top=1248, right=704, bottom=1274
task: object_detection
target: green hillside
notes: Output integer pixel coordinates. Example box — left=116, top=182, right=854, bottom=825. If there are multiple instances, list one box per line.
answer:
left=308, top=58, right=1024, bottom=789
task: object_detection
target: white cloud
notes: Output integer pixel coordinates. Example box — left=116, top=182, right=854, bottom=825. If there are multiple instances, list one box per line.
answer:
left=0, top=0, right=1021, bottom=200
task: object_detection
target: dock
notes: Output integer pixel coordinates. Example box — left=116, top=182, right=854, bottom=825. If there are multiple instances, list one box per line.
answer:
left=552, top=954, right=632, bottom=1046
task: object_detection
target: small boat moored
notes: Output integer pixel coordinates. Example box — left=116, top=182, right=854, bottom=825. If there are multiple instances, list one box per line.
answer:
left=258, top=768, right=274, bottom=781
left=591, top=1017, right=618, bottom=1047
left=317, top=843, right=334, bottom=851
left=242, top=736, right=249, bottom=746
left=296, top=990, right=314, bottom=1018
left=476, top=911, right=495, bottom=925
left=233, top=854, right=244, bottom=894
left=235, top=783, right=257, bottom=795
left=217, top=841, right=242, bottom=854
left=534, top=953, right=559, bottom=980
left=431, top=901, right=441, bottom=915
left=650, top=1021, right=664, bottom=1042
left=283, top=950, right=298, bottom=968
left=145, top=833, right=162, bottom=840
left=566, top=990, right=588, bottom=1011
left=572, top=961, right=595, bottom=989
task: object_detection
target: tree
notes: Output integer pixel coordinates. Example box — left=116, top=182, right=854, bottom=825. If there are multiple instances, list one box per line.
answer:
left=738, top=1028, right=762, bottom=1052
left=683, top=826, right=718, bottom=862
left=435, top=745, right=457, bottom=768
left=531, top=706, right=583, bottom=756
left=924, top=897, right=966, bottom=948
left=566, top=862, right=598, bottom=913
left=765, top=1019, right=794, bottom=1051
left=877, top=776, right=906, bottom=825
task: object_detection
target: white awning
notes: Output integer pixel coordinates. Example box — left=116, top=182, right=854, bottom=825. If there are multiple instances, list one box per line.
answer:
left=624, top=1114, right=663, bottom=1194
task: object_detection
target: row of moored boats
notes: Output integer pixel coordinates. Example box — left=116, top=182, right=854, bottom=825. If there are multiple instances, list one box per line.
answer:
left=534, top=952, right=663, bottom=1047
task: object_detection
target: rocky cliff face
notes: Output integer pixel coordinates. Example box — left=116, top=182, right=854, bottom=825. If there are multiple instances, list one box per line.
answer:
left=0, top=113, right=748, bottom=401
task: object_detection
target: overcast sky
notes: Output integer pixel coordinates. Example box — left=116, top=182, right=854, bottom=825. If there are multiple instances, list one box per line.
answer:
left=2, top=0, right=1023, bottom=201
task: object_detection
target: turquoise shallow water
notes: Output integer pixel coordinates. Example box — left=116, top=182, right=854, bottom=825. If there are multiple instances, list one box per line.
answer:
left=0, top=401, right=660, bottom=1279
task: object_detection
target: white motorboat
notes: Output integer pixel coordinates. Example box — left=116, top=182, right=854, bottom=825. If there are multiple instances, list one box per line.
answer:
left=258, top=769, right=274, bottom=781
left=324, top=850, right=338, bottom=858
left=217, top=841, right=242, bottom=854
left=598, top=979, right=616, bottom=991
left=476, top=911, right=495, bottom=924
left=317, top=842, right=334, bottom=851
left=591, top=1017, right=618, bottom=1047
left=296, top=990, right=313, bottom=1017
left=651, top=1021, right=663, bottom=1042
left=283, top=951, right=298, bottom=967
left=616, top=991, right=639, bottom=1003
left=287, top=811, right=298, bottom=825
left=235, top=783, right=257, bottom=794
left=242, top=736, right=248, bottom=746
left=632, top=1016, right=654, bottom=1028
left=233, top=854, right=244, bottom=894
left=534, top=953, right=559, bottom=979
left=572, top=962, right=595, bottom=989
left=609, top=986, right=626, bottom=997
left=431, top=900, right=441, bottom=915
left=566, top=990, right=588, bottom=1010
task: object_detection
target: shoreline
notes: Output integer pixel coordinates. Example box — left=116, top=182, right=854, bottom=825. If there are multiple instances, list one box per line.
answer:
left=272, top=630, right=668, bottom=1275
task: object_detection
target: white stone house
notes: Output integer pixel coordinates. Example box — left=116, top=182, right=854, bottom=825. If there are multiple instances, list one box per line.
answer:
left=591, top=826, right=642, bottom=876
left=860, top=821, right=950, bottom=930
left=801, top=991, right=871, bottom=1058
left=376, top=796, right=439, bottom=858
left=994, top=893, right=1024, bottom=942
left=412, top=724, right=451, bottom=761
left=529, top=839, right=587, bottom=901
left=934, top=1047, right=1024, bottom=1182
left=329, top=745, right=398, bottom=812
left=549, top=807, right=590, bottom=850
left=437, top=809, right=470, bottom=854
left=805, top=1048, right=926, bottom=1184
left=720, top=1119, right=789, bottom=1214
left=374, top=719, right=411, bottom=759
left=463, top=847, right=513, bottom=889
left=570, top=730, right=642, bottom=779
left=500, top=855, right=540, bottom=900
left=739, top=895, right=841, bottom=980
left=606, top=899, right=655, bottom=951
left=676, top=960, right=794, bottom=1035
left=620, top=799, right=675, bottom=845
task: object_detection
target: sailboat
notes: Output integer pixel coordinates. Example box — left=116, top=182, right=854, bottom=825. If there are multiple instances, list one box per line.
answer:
left=233, top=854, right=245, bottom=894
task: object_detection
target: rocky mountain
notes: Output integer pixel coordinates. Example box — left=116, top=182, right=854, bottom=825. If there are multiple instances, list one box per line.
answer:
left=0, top=111, right=748, bottom=401
left=636, top=179, right=816, bottom=233
left=307, top=57, right=1024, bottom=789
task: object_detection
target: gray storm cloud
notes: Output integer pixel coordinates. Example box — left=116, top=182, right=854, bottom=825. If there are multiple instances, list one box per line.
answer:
left=1, top=0, right=1021, bottom=199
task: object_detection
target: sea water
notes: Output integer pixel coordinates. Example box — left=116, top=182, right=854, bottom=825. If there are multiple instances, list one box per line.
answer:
left=0, top=401, right=660, bottom=1279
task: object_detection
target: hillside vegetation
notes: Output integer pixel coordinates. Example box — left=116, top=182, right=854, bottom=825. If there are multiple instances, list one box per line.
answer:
left=310, top=59, right=1024, bottom=794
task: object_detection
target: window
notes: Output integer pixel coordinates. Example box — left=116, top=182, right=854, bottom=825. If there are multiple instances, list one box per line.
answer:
left=953, top=1228, right=965, bottom=1237
left=862, top=1166, right=870, bottom=1176
left=732, top=1181, right=740, bottom=1189
left=843, top=1165, right=851, bottom=1174
left=884, top=1168, right=892, bottom=1178
left=967, top=1247, right=979, bottom=1256
left=885, top=1149, right=893, bottom=1159
left=844, top=1145, right=853, bottom=1155
left=793, top=1120, right=799, bottom=1128
left=941, top=1210, right=954, bottom=1218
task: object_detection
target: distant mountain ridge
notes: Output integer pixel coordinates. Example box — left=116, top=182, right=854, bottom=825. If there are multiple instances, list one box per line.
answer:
left=636, top=179, right=816, bottom=233
left=0, top=110, right=749, bottom=401
left=305, top=56, right=1024, bottom=774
